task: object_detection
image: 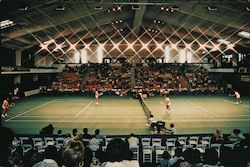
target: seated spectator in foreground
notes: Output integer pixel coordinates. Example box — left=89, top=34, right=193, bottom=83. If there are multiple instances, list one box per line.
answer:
left=159, top=151, right=171, bottom=167
left=88, top=134, right=102, bottom=152
left=40, top=124, right=54, bottom=135
left=203, top=148, right=219, bottom=167
left=81, top=128, right=92, bottom=146
left=101, top=138, right=140, bottom=167
left=62, top=140, right=85, bottom=167
left=127, top=133, right=139, bottom=147
left=71, top=128, right=79, bottom=140
left=0, top=126, right=15, bottom=167
left=228, top=129, right=246, bottom=141
left=168, top=147, right=184, bottom=167
left=212, top=129, right=224, bottom=144
left=94, top=129, right=105, bottom=145
left=32, top=145, right=59, bottom=167
left=57, top=130, right=63, bottom=136
left=179, top=148, right=202, bottom=167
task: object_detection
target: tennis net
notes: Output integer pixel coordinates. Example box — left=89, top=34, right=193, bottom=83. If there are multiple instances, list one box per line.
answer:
left=139, top=94, right=152, bottom=119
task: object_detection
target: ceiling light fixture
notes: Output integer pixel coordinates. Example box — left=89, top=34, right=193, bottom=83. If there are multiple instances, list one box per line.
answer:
left=56, top=6, right=66, bottom=11
left=132, top=5, right=140, bottom=10
left=207, top=6, right=217, bottom=11
left=94, top=6, right=103, bottom=10
left=18, top=6, right=28, bottom=11
left=238, top=31, right=250, bottom=39
left=0, top=20, right=16, bottom=29
left=217, top=39, right=231, bottom=45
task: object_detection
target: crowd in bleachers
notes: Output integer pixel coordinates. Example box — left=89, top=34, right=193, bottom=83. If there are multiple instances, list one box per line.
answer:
left=83, top=64, right=131, bottom=96
left=1, top=126, right=249, bottom=167
left=47, top=63, right=223, bottom=96
left=183, top=65, right=221, bottom=93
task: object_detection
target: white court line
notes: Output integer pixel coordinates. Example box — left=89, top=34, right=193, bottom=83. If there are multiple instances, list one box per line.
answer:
left=7, top=118, right=249, bottom=123
left=223, top=99, right=250, bottom=109
left=5, top=99, right=56, bottom=122
left=12, top=114, right=249, bottom=119
left=187, top=101, right=218, bottom=117
left=17, top=115, right=147, bottom=118
left=74, top=101, right=92, bottom=118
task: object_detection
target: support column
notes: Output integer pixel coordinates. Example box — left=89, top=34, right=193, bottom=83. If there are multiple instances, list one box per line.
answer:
left=15, top=50, right=22, bottom=66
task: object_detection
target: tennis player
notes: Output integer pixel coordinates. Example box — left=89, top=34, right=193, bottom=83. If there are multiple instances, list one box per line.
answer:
left=165, top=95, right=171, bottom=114
left=95, top=90, right=103, bottom=105
left=95, top=90, right=100, bottom=105
left=2, top=98, right=10, bottom=118
left=230, top=90, right=242, bottom=104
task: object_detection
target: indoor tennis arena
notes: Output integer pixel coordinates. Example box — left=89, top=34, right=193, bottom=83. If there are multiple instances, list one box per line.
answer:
left=0, top=0, right=249, bottom=166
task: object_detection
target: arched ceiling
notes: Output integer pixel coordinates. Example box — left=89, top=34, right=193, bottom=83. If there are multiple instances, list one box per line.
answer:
left=1, top=0, right=249, bottom=53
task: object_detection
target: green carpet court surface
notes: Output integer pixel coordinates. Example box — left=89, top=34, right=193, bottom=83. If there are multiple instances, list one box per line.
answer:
left=2, top=95, right=250, bottom=135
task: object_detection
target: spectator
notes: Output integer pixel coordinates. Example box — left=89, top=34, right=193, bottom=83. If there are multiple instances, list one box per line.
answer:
left=81, top=128, right=92, bottom=146
left=168, top=147, right=184, bottom=167
left=32, top=145, right=59, bottom=167
left=212, top=129, right=224, bottom=144
left=40, top=124, right=54, bottom=135
left=69, top=128, right=80, bottom=141
left=62, top=140, right=85, bottom=167
left=57, top=130, right=63, bottom=136
left=169, top=123, right=176, bottom=135
left=0, top=126, right=15, bottom=167
left=203, top=148, right=219, bottom=167
left=228, top=129, right=246, bottom=141
left=94, top=129, right=105, bottom=145
left=88, top=134, right=102, bottom=152
left=81, top=128, right=92, bottom=140
left=101, top=138, right=139, bottom=167
left=159, top=151, right=171, bottom=167
left=127, top=133, right=139, bottom=147
left=179, top=148, right=202, bottom=167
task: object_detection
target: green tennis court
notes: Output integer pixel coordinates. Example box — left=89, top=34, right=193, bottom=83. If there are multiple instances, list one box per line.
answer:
left=2, top=95, right=250, bottom=135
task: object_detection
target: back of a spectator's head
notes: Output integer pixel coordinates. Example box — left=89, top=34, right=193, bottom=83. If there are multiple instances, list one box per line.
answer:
left=0, top=126, right=14, bottom=157
left=233, top=129, right=241, bottom=135
left=62, top=140, right=85, bottom=167
left=203, top=148, right=219, bottom=165
left=162, top=151, right=171, bottom=160
left=83, top=128, right=88, bottom=134
left=0, top=126, right=14, bottom=146
left=72, top=128, right=77, bottom=134
left=170, top=123, right=174, bottom=128
left=182, top=148, right=200, bottom=164
left=95, top=129, right=100, bottom=135
left=174, top=147, right=183, bottom=157
left=57, top=130, right=62, bottom=135
left=106, top=138, right=129, bottom=162
left=44, top=145, right=58, bottom=160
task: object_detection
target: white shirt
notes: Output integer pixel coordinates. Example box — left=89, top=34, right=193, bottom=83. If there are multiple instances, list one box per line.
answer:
left=165, top=97, right=171, bottom=105
left=235, top=91, right=240, bottom=98
left=95, top=91, right=99, bottom=99
left=101, top=160, right=140, bottom=167
left=128, top=136, right=139, bottom=147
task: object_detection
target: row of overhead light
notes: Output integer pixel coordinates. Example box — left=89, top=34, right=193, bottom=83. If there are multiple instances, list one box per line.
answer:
left=107, top=5, right=122, bottom=13
left=160, top=6, right=180, bottom=13
left=148, top=28, right=159, bottom=33
left=112, top=19, right=123, bottom=25
left=153, top=20, right=165, bottom=25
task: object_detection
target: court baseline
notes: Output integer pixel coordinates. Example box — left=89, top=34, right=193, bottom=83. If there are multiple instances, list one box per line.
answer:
left=6, top=99, right=56, bottom=122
